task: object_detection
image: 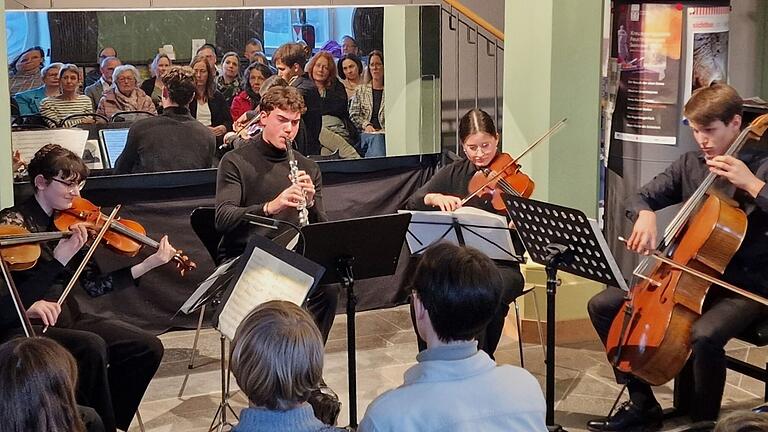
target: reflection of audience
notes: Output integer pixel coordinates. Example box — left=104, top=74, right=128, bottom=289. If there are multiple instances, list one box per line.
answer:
left=308, top=51, right=360, bottom=159
left=8, top=46, right=45, bottom=94
left=40, top=64, right=96, bottom=127
left=189, top=54, right=233, bottom=149
left=115, top=66, right=215, bottom=174
left=231, top=301, right=344, bottom=432
left=14, top=62, right=63, bottom=115
left=0, top=337, right=98, bottom=432
left=341, top=35, right=360, bottom=57
left=338, top=54, right=364, bottom=99
left=140, top=53, right=173, bottom=114
left=358, top=243, right=547, bottom=432
left=84, top=56, right=121, bottom=110
left=196, top=43, right=218, bottom=69
left=216, top=52, right=243, bottom=106
left=96, top=65, right=157, bottom=119
left=85, top=47, right=117, bottom=88
left=230, top=62, right=273, bottom=122
left=273, top=42, right=323, bottom=156
left=349, top=50, right=385, bottom=133
left=243, top=37, right=264, bottom=64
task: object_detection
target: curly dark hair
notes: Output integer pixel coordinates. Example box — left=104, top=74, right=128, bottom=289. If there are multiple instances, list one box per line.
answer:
left=27, top=143, right=88, bottom=190
left=242, top=62, right=274, bottom=109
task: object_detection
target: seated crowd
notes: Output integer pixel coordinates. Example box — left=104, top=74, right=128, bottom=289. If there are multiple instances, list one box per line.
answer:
left=10, top=34, right=386, bottom=165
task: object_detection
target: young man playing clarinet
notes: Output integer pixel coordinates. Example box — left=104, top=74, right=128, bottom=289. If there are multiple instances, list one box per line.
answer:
left=587, top=83, right=768, bottom=431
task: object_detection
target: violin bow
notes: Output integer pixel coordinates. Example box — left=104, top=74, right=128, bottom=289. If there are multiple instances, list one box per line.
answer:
left=43, top=205, right=121, bottom=333
left=0, top=257, right=35, bottom=337
left=461, top=118, right=568, bottom=205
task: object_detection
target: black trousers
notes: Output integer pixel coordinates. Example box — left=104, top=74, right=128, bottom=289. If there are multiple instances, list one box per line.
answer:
left=2, top=314, right=164, bottom=432
left=409, top=260, right=524, bottom=358
left=306, top=283, right=339, bottom=344
left=587, top=286, right=765, bottom=421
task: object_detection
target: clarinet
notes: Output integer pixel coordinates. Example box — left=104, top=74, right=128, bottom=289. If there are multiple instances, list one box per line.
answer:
left=286, top=138, right=309, bottom=227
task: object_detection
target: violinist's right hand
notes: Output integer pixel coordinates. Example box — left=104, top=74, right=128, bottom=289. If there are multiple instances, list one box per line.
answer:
left=627, top=210, right=657, bottom=255
left=26, top=300, right=61, bottom=326
left=53, top=223, right=89, bottom=266
left=424, top=193, right=462, bottom=212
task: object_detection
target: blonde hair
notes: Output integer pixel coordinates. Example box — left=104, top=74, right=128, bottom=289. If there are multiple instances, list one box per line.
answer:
left=230, top=301, right=323, bottom=410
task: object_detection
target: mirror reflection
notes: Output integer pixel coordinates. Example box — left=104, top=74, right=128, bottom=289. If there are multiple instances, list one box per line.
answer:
left=7, top=5, right=440, bottom=179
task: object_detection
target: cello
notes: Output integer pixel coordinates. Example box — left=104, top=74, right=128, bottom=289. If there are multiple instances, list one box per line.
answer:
left=605, top=114, right=768, bottom=386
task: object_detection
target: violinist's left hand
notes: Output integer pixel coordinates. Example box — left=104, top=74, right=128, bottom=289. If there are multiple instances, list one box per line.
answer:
left=293, top=170, right=316, bottom=206
left=130, top=236, right=176, bottom=279
left=707, top=155, right=766, bottom=198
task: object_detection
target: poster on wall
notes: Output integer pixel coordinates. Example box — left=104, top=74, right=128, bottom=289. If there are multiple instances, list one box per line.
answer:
left=612, top=3, right=683, bottom=146
left=683, top=6, right=729, bottom=104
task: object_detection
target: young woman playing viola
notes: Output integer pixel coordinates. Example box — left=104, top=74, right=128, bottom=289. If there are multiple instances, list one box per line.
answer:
left=404, top=108, right=525, bottom=358
left=0, top=144, right=174, bottom=432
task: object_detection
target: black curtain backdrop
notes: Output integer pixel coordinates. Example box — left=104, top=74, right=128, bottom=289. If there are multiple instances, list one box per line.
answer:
left=13, top=155, right=440, bottom=334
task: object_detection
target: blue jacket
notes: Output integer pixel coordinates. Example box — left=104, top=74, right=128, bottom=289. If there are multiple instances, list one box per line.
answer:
left=14, top=85, right=48, bottom=115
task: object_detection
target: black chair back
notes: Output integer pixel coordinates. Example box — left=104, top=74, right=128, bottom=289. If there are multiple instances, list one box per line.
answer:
left=190, top=207, right=221, bottom=264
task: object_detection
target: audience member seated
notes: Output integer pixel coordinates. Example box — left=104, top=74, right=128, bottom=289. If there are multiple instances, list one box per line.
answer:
left=349, top=50, right=386, bottom=157
left=338, top=54, right=364, bottom=99
left=273, top=42, right=323, bottom=156
left=190, top=54, right=232, bottom=151
left=8, top=46, right=45, bottom=94
left=84, top=56, right=121, bottom=110
left=196, top=43, right=218, bottom=70
left=358, top=243, right=547, bottom=432
left=0, top=337, right=104, bottom=432
left=340, top=35, right=360, bottom=57
left=250, top=52, right=272, bottom=69
left=140, top=53, right=173, bottom=114
left=216, top=51, right=243, bottom=106
left=14, top=62, right=63, bottom=115
left=307, top=51, right=360, bottom=159
left=230, top=62, right=273, bottom=122
left=40, top=64, right=96, bottom=127
left=243, top=37, right=264, bottom=64
left=85, top=47, right=117, bottom=88
left=714, top=410, right=768, bottom=432
left=114, top=66, right=215, bottom=174
left=230, top=301, right=344, bottom=432
left=96, top=64, right=157, bottom=120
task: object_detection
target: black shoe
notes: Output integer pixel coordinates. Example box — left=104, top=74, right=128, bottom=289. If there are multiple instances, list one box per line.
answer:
left=586, top=401, right=663, bottom=431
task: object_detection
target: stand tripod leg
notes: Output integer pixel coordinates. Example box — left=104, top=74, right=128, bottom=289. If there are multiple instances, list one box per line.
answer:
left=208, top=334, right=238, bottom=432
left=188, top=304, right=206, bottom=369
left=346, top=279, right=358, bottom=429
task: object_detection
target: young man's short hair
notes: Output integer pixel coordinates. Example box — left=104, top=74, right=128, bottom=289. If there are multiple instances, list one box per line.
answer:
left=230, top=301, right=323, bottom=410
left=411, top=243, right=503, bottom=342
left=272, top=42, right=307, bottom=69
left=161, top=66, right=196, bottom=106
left=684, top=83, right=743, bottom=126
left=260, top=86, right=307, bottom=116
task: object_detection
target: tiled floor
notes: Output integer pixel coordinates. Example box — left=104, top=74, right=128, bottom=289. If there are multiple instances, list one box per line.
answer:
left=130, top=306, right=767, bottom=431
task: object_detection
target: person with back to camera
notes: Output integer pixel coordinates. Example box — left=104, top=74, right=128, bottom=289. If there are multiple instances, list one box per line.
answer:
left=359, top=242, right=547, bottom=432
left=230, top=300, right=345, bottom=432
left=114, top=66, right=215, bottom=174
left=0, top=337, right=106, bottom=432
left=140, top=53, right=173, bottom=114
left=714, top=410, right=768, bottom=432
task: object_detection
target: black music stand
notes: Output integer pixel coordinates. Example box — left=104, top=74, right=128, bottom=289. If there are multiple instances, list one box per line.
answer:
left=302, top=213, right=412, bottom=429
left=502, top=195, right=628, bottom=432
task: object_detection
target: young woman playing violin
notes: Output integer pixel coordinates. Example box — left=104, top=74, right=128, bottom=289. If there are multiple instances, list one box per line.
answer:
left=0, top=144, right=175, bottom=432
left=586, top=83, right=768, bottom=431
left=405, top=108, right=525, bottom=358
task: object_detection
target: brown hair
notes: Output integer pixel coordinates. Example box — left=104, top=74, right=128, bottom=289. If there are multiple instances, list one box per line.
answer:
left=189, top=54, right=216, bottom=100
left=458, top=108, right=498, bottom=143
left=259, top=86, right=307, bottom=115
left=161, top=66, right=196, bottom=106
left=684, top=83, right=743, bottom=126
left=714, top=410, right=768, bottom=432
left=307, top=51, right=337, bottom=90
left=230, top=301, right=323, bottom=410
left=27, top=143, right=88, bottom=190
left=273, top=42, right=307, bottom=69
left=0, top=337, right=85, bottom=432
left=364, top=50, right=384, bottom=84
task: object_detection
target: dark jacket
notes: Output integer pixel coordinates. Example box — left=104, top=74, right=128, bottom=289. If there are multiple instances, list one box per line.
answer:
left=139, top=78, right=163, bottom=114
left=190, top=90, right=233, bottom=152
left=292, top=74, right=323, bottom=156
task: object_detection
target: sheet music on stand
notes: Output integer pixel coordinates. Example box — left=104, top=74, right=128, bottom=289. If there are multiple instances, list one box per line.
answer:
left=178, top=257, right=240, bottom=316
left=213, top=233, right=325, bottom=341
left=399, top=207, right=523, bottom=262
left=12, top=129, right=89, bottom=163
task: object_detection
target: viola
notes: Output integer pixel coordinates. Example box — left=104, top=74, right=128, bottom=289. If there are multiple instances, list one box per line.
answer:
left=462, top=118, right=567, bottom=211
left=0, top=225, right=70, bottom=271
left=54, top=197, right=196, bottom=275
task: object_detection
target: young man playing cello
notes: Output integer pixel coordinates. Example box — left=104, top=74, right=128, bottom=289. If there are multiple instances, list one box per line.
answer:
left=587, top=83, right=768, bottom=431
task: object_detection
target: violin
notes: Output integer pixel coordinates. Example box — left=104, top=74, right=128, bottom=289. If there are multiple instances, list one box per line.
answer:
left=54, top=197, right=196, bottom=275
left=0, top=224, right=70, bottom=271
left=462, top=118, right=567, bottom=210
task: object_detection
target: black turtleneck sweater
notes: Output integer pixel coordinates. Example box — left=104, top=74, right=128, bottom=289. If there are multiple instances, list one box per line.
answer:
left=114, top=105, right=216, bottom=174
left=215, top=133, right=327, bottom=261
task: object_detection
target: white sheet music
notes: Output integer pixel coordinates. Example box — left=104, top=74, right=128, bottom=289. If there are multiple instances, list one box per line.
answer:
left=217, top=246, right=315, bottom=340
left=179, top=257, right=239, bottom=315
left=12, top=129, right=89, bottom=165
